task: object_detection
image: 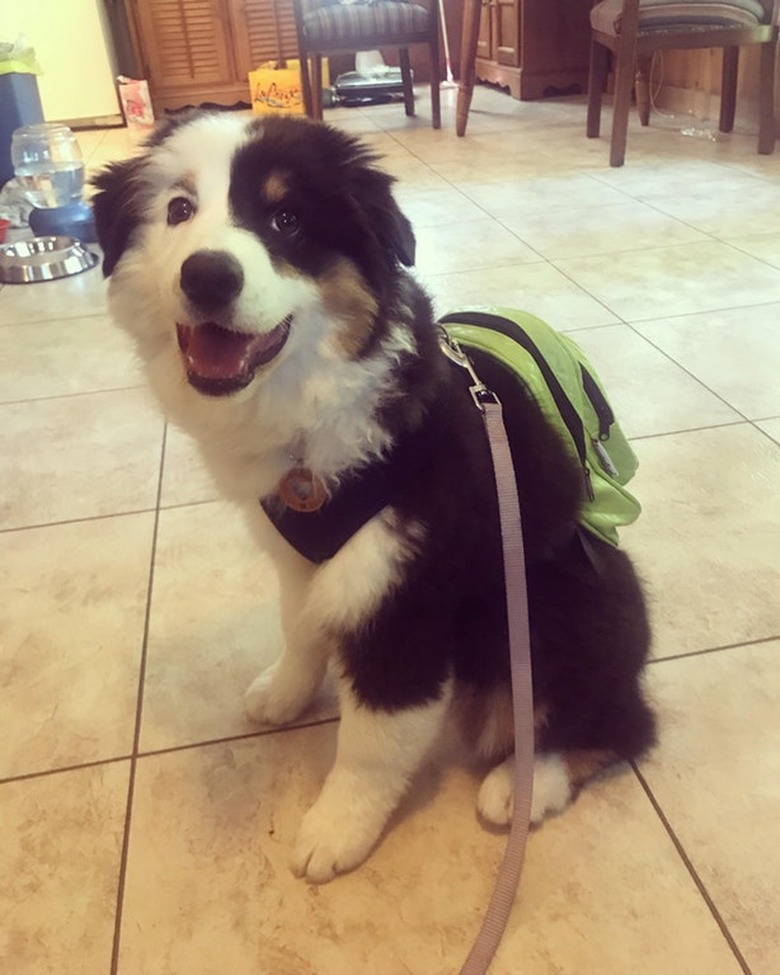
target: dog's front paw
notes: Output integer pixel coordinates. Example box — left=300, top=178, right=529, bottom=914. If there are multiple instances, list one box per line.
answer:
left=244, top=659, right=310, bottom=726
left=291, top=786, right=386, bottom=884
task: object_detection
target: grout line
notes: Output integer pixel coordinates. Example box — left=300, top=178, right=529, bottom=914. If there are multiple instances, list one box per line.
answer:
left=137, top=716, right=339, bottom=762
left=628, top=419, right=749, bottom=442
left=624, top=321, right=756, bottom=420
left=0, top=719, right=340, bottom=789
left=0, top=754, right=131, bottom=788
left=109, top=422, right=167, bottom=975
left=0, top=507, right=159, bottom=536
left=631, top=762, right=753, bottom=975
left=0, top=383, right=144, bottom=407
left=648, top=634, right=779, bottom=665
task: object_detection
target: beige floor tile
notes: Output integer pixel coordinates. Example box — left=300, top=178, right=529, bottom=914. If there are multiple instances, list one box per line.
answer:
left=141, top=501, right=336, bottom=753
left=420, top=263, right=621, bottom=330
left=726, top=231, right=780, bottom=270
left=632, top=303, right=780, bottom=419
left=159, top=423, right=219, bottom=508
left=321, top=109, right=385, bottom=135
left=428, top=151, right=564, bottom=186
left=572, top=324, right=741, bottom=437
left=648, top=182, right=780, bottom=238
left=380, top=153, right=456, bottom=190
left=0, top=761, right=128, bottom=974
left=118, top=727, right=744, bottom=975
left=626, top=424, right=780, bottom=658
left=498, top=199, right=709, bottom=261
left=756, top=417, right=780, bottom=443
left=529, top=116, right=712, bottom=169
left=393, top=184, right=487, bottom=229
left=641, top=642, right=780, bottom=975
left=0, top=388, right=163, bottom=530
left=458, top=173, right=631, bottom=218
left=0, top=313, right=141, bottom=403
left=341, top=130, right=408, bottom=157
left=71, top=128, right=108, bottom=159
left=555, top=240, right=780, bottom=321
left=0, top=514, right=152, bottom=777
left=709, top=148, right=780, bottom=181
left=415, top=219, right=541, bottom=274
left=0, top=263, right=107, bottom=326
left=587, top=157, right=768, bottom=202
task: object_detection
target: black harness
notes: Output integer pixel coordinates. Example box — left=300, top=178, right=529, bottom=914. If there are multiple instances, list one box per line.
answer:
left=260, top=372, right=458, bottom=563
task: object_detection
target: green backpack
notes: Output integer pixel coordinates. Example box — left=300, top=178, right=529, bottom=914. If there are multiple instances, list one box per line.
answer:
left=438, top=308, right=641, bottom=547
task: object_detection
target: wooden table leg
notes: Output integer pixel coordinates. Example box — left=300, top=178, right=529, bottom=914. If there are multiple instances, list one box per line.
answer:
left=456, top=0, right=482, bottom=136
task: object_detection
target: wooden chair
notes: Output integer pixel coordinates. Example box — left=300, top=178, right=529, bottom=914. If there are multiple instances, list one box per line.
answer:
left=456, top=0, right=482, bottom=137
left=587, top=0, right=778, bottom=166
left=291, top=0, right=441, bottom=128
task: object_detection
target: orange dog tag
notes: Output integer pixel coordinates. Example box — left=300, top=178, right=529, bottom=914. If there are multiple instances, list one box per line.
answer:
left=277, top=466, right=327, bottom=512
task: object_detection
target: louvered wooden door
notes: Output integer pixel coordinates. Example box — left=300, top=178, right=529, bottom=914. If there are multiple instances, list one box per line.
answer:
left=126, top=0, right=303, bottom=112
left=230, top=0, right=298, bottom=74
left=133, top=0, right=236, bottom=90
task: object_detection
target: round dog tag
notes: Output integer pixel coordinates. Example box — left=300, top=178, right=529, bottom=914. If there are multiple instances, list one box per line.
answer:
left=277, top=466, right=327, bottom=512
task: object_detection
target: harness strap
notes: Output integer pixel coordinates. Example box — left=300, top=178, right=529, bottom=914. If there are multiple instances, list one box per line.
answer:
left=457, top=403, right=535, bottom=975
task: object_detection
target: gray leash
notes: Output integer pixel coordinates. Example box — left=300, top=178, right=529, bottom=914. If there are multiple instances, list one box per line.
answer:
left=440, top=334, right=535, bottom=975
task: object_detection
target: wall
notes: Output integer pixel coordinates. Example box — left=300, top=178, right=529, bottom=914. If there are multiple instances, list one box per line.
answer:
left=652, top=46, right=779, bottom=132
left=0, top=0, right=120, bottom=123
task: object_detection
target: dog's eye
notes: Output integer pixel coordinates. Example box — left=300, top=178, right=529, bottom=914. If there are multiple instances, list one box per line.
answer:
left=271, top=209, right=300, bottom=236
left=167, top=197, right=194, bottom=226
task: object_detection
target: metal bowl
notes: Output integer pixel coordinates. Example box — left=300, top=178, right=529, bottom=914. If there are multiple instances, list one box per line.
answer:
left=0, top=236, right=98, bottom=284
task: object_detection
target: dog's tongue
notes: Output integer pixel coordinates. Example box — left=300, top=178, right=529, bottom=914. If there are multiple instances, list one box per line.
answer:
left=179, top=322, right=258, bottom=379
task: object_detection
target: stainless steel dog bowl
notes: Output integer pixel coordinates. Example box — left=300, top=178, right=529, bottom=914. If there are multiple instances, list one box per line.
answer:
left=0, top=236, right=98, bottom=284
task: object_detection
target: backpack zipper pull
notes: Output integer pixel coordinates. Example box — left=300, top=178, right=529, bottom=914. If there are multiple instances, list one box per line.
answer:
left=592, top=439, right=619, bottom=478
left=584, top=465, right=595, bottom=501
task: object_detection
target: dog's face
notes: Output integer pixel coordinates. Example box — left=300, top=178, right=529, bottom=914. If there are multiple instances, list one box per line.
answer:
left=92, top=112, right=416, bottom=408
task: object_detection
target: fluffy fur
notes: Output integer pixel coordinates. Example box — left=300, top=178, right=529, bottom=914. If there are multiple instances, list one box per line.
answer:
left=92, top=111, right=656, bottom=883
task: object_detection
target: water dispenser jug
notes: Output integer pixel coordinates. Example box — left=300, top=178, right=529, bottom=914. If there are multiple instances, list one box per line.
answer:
left=11, top=123, right=96, bottom=241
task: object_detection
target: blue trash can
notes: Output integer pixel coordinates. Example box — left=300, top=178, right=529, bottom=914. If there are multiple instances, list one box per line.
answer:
left=0, top=72, right=45, bottom=187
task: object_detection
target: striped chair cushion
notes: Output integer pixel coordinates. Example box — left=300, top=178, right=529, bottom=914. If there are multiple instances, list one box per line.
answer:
left=303, top=1, right=431, bottom=43
left=591, top=0, right=772, bottom=35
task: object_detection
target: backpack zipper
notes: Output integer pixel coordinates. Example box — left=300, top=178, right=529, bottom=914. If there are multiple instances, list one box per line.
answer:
left=580, top=365, right=614, bottom=441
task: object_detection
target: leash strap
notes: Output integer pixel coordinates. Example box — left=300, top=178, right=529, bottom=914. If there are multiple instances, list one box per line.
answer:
left=439, top=332, right=535, bottom=975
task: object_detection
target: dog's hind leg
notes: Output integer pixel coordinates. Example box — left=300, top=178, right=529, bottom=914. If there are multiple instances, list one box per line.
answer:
left=291, top=676, right=453, bottom=883
left=477, top=748, right=620, bottom=827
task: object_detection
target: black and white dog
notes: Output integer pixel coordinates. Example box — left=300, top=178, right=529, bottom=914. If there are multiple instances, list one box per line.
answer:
left=92, top=111, right=655, bottom=883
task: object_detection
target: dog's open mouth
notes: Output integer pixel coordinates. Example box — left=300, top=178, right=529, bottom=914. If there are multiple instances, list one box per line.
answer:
left=175, top=316, right=292, bottom=396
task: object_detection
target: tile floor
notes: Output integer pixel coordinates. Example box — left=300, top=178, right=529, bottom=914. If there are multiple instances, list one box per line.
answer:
left=1, top=85, right=779, bottom=975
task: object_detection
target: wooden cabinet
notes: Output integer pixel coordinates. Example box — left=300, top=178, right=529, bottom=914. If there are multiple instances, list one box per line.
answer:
left=476, top=0, right=593, bottom=100
left=125, top=0, right=298, bottom=113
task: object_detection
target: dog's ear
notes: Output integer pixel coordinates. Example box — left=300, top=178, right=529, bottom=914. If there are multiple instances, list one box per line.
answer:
left=90, top=156, right=147, bottom=277
left=351, top=173, right=416, bottom=270
left=383, top=199, right=416, bottom=268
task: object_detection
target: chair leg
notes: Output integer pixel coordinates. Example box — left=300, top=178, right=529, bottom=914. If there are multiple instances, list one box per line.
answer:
left=399, top=48, right=415, bottom=117
left=456, top=0, right=481, bottom=136
left=758, top=38, right=777, bottom=155
left=299, top=53, right=314, bottom=119
left=587, top=40, right=607, bottom=138
left=636, top=54, right=652, bottom=126
left=610, top=46, right=635, bottom=166
left=429, top=16, right=441, bottom=129
left=311, top=55, right=324, bottom=121
left=720, top=46, right=739, bottom=133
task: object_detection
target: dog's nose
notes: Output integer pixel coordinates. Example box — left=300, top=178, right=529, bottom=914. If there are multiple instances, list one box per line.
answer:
left=180, top=250, right=244, bottom=311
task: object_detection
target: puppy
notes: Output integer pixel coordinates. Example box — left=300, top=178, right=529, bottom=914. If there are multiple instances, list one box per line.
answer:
left=92, top=111, right=655, bottom=883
